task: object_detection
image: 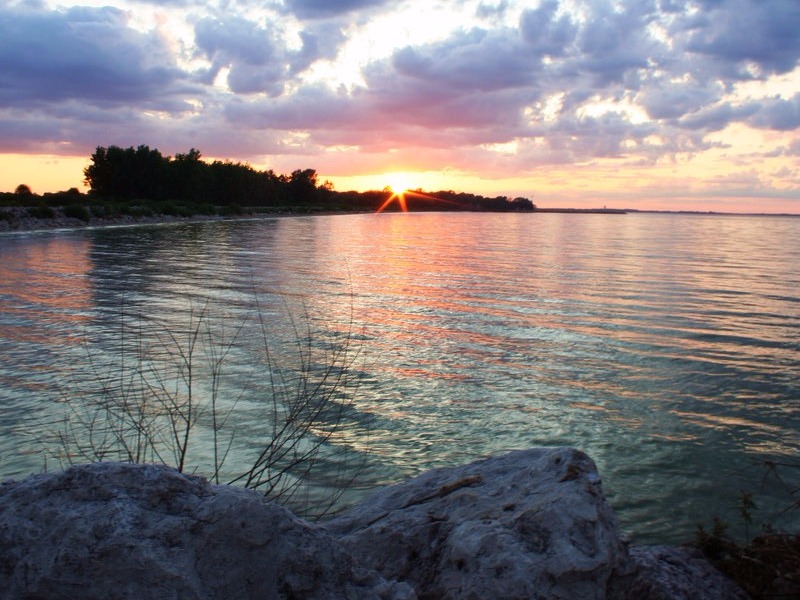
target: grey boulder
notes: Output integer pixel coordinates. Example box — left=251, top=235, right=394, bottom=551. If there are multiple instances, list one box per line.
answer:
left=328, top=447, right=631, bottom=600
left=0, top=462, right=413, bottom=600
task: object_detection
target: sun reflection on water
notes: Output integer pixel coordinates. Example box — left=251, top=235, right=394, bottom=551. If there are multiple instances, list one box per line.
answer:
left=1, top=213, right=799, bottom=543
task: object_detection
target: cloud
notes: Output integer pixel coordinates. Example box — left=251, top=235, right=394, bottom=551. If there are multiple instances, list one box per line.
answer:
left=786, top=140, right=800, bottom=157
left=282, top=0, right=392, bottom=19
left=0, top=4, right=189, bottom=109
left=747, top=94, right=800, bottom=130
left=194, top=16, right=290, bottom=95
left=1, top=0, right=799, bottom=209
left=390, top=28, right=543, bottom=94
left=574, top=1, right=658, bottom=86
left=519, top=0, right=577, bottom=58
left=225, top=25, right=547, bottom=145
left=476, top=1, right=511, bottom=20
left=678, top=101, right=758, bottom=132
left=194, top=16, right=345, bottom=95
left=224, top=85, right=361, bottom=132
left=290, top=23, right=347, bottom=73
left=639, top=79, right=727, bottom=120
left=685, top=0, right=800, bottom=77
left=216, top=0, right=799, bottom=171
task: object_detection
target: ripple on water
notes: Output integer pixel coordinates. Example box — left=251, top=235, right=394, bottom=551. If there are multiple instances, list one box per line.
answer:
left=1, top=213, right=799, bottom=543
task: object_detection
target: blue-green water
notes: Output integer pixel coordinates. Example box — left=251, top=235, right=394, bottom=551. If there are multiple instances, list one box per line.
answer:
left=1, top=212, right=799, bottom=543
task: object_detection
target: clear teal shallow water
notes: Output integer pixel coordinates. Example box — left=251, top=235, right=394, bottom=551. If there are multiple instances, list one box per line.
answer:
left=1, top=212, right=799, bottom=543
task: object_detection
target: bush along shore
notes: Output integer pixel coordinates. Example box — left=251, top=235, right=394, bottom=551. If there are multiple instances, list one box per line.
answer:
left=0, top=201, right=333, bottom=233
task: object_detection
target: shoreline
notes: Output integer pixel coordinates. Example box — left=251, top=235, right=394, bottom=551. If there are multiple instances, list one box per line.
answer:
left=0, top=205, right=369, bottom=235
left=0, top=206, right=598, bottom=235
left=4, top=205, right=795, bottom=236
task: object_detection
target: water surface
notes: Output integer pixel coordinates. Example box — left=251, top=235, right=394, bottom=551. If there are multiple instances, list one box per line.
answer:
left=1, top=212, right=798, bottom=543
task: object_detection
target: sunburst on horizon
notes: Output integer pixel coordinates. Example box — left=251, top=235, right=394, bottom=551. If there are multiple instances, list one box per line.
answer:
left=376, top=172, right=417, bottom=212
left=377, top=187, right=409, bottom=212
left=375, top=175, right=467, bottom=213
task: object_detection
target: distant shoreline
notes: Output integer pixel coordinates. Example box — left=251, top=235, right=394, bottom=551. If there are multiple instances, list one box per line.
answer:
left=3, top=205, right=799, bottom=235
left=539, top=207, right=800, bottom=217
left=533, top=208, right=627, bottom=214
left=0, top=205, right=619, bottom=234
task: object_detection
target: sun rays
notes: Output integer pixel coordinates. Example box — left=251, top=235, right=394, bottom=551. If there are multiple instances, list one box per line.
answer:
left=377, top=187, right=409, bottom=212
left=375, top=172, right=481, bottom=213
left=376, top=187, right=462, bottom=213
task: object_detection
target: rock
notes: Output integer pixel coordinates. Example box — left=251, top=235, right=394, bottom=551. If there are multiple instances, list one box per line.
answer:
left=609, top=545, right=750, bottom=600
left=327, top=447, right=632, bottom=600
left=0, top=462, right=414, bottom=600
left=0, top=450, right=750, bottom=599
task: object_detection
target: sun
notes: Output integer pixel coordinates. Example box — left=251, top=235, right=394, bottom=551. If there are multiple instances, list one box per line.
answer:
left=385, top=172, right=416, bottom=195
left=376, top=171, right=449, bottom=212
left=376, top=171, right=419, bottom=213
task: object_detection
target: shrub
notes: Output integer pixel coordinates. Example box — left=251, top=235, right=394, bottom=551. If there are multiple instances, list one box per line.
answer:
left=123, top=204, right=154, bottom=217
left=155, top=201, right=196, bottom=217
left=27, top=205, right=55, bottom=219
left=63, top=204, right=91, bottom=222
left=696, top=524, right=800, bottom=598
left=196, top=203, right=217, bottom=216
left=48, top=294, right=366, bottom=518
left=219, top=204, right=243, bottom=216
left=695, top=467, right=800, bottom=598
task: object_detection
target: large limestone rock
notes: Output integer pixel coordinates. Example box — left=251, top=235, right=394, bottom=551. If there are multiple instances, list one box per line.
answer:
left=328, top=447, right=631, bottom=599
left=0, top=449, right=748, bottom=599
left=0, top=462, right=413, bottom=600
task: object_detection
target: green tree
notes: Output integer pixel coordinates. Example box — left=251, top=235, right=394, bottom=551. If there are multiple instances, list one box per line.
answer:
left=84, top=145, right=169, bottom=200
left=288, top=169, right=319, bottom=204
left=168, top=148, right=209, bottom=203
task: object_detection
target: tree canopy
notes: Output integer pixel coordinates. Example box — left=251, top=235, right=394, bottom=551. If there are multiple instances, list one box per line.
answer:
left=4, top=144, right=535, bottom=214
left=81, top=145, right=534, bottom=212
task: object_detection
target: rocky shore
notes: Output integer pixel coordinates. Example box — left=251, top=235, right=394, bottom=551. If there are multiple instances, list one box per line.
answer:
left=0, top=205, right=270, bottom=233
left=0, top=447, right=747, bottom=599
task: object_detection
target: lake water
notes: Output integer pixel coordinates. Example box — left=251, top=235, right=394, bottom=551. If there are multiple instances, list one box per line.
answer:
left=1, top=211, right=799, bottom=543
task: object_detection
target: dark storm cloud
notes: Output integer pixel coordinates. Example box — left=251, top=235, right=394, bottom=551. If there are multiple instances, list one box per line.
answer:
left=282, top=0, right=391, bottom=19
left=0, top=5, right=188, bottom=109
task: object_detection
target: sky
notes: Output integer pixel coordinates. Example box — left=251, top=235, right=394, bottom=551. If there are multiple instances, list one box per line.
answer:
left=1, top=0, right=800, bottom=213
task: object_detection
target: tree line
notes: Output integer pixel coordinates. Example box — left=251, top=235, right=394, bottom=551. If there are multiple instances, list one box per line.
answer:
left=2, top=144, right=535, bottom=214
left=82, top=145, right=329, bottom=208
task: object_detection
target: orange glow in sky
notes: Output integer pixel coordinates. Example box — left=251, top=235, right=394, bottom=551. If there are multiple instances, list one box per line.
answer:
left=0, top=154, right=90, bottom=195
